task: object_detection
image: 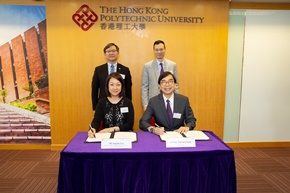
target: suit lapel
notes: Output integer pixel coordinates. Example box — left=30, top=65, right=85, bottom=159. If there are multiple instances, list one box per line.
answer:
left=172, top=94, right=181, bottom=127
left=157, top=95, right=170, bottom=127
left=163, top=58, right=167, bottom=71
left=152, top=60, right=160, bottom=82
left=159, top=94, right=175, bottom=128
left=116, top=63, right=122, bottom=72
left=101, top=63, right=109, bottom=77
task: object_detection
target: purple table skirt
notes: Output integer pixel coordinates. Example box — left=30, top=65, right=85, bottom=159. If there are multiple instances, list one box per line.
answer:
left=57, top=131, right=236, bottom=193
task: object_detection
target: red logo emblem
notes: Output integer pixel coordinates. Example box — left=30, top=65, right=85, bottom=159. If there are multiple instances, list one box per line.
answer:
left=72, top=4, right=98, bottom=31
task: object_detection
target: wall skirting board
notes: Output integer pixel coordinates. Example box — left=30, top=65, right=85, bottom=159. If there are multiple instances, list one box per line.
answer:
left=227, top=141, right=290, bottom=148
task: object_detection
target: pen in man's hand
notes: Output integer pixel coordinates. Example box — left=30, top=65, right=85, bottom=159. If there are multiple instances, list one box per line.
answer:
left=89, top=124, right=96, bottom=137
left=155, top=123, right=166, bottom=133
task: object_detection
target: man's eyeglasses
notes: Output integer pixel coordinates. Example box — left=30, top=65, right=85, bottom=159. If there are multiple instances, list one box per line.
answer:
left=106, top=50, right=117, bottom=53
left=154, top=48, right=164, bottom=52
left=160, top=80, right=174, bottom=86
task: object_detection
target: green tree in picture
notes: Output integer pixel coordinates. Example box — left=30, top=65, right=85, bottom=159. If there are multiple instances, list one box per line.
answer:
left=0, top=89, right=7, bottom=103
left=23, top=83, right=34, bottom=97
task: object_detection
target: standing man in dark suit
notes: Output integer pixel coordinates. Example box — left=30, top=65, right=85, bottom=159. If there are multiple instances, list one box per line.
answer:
left=139, top=71, right=196, bottom=135
left=91, top=43, right=132, bottom=110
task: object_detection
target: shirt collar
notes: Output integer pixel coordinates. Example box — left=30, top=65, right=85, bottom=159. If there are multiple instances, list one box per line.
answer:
left=107, top=62, right=117, bottom=66
left=163, top=93, right=174, bottom=103
left=156, top=59, right=164, bottom=65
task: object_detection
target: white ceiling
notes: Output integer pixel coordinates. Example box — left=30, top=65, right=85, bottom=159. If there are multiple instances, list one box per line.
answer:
left=230, top=0, right=290, bottom=2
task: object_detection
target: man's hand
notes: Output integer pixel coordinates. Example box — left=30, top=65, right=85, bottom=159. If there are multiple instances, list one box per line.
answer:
left=153, top=127, right=165, bottom=135
left=175, top=126, right=189, bottom=134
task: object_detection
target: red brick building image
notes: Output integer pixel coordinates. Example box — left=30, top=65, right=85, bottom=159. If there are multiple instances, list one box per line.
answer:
left=0, top=19, right=50, bottom=144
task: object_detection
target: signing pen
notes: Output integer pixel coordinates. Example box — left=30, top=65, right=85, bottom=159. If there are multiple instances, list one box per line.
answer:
left=155, top=123, right=160, bottom=127
left=155, top=123, right=166, bottom=133
left=89, top=124, right=96, bottom=137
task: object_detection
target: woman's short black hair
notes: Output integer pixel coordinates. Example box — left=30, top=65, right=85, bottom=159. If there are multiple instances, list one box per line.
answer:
left=105, top=72, right=125, bottom=97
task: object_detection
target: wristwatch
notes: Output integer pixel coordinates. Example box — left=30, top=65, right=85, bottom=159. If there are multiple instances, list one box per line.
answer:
left=148, top=126, right=154, bottom=133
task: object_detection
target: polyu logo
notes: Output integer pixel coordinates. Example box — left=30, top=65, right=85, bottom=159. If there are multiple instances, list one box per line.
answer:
left=72, top=4, right=98, bottom=31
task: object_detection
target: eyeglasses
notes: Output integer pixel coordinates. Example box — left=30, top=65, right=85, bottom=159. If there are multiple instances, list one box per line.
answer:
left=106, top=50, right=117, bottom=53
left=160, top=80, right=174, bottom=86
left=154, top=48, right=164, bottom=52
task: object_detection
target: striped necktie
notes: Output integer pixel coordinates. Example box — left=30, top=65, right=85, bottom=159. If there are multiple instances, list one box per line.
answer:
left=110, top=64, right=115, bottom=74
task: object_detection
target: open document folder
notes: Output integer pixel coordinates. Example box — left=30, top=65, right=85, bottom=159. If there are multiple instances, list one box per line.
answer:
left=85, top=132, right=137, bottom=143
left=160, top=130, right=210, bottom=141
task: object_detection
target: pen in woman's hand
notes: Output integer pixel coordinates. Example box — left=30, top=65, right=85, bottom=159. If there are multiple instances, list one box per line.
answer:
left=89, top=124, right=96, bottom=137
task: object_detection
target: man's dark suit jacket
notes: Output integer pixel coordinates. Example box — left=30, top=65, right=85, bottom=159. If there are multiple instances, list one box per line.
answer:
left=139, top=93, right=196, bottom=131
left=91, top=63, right=132, bottom=110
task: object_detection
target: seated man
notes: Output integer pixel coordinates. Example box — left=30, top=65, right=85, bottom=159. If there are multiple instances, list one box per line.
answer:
left=139, top=71, right=196, bottom=135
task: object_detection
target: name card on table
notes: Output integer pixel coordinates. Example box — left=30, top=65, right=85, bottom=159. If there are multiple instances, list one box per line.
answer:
left=166, top=138, right=196, bottom=148
left=101, top=138, right=132, bottom=149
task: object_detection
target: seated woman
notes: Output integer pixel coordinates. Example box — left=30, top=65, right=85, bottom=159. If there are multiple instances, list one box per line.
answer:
left=88, top=72, right=134, bottom=138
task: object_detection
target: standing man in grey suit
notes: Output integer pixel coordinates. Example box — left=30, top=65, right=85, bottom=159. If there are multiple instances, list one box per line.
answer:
left=139, top=72, right=196, bottom=135
left=91, top=43, right=132, bottom=110
left=141, top=40, right=179, bottom=111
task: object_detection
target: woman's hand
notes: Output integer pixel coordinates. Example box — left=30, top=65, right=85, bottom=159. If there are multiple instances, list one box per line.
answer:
left=98, top=127, right=114, bottom=133
left=88, top=128, right=96, bottom=138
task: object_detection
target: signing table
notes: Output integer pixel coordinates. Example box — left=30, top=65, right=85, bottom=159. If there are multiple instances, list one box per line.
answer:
left=57, top=131, right=236, bottom=193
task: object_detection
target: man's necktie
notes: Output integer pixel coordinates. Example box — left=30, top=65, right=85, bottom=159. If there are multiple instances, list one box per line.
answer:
left=160, top=63, right=164, bottom=75
left=166, top=99, right=173, bottom=125
left=110, top=64, right=115, bottom=74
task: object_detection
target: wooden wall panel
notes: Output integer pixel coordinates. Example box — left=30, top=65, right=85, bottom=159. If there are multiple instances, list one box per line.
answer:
left=4, top=0, right=229, bottom=148
left=48, top=0, right=229, bottom=147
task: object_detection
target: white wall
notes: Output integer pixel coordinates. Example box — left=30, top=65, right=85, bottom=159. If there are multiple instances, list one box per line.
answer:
left=224, top=10, right=245, bottom=142
left=239, top=10, right=290, bottom=141
left=225, top=10, right=290, bottom=142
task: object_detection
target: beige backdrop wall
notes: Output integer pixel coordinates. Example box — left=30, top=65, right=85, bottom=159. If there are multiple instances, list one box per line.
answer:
left=5, top=0, right=229, bottom=148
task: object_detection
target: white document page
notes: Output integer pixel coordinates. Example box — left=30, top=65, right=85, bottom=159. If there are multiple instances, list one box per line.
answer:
left=86, top=133, right=111, bottom=142
left=184, top=130, right=210, bottom=140
left=86, top=132, right=137, bottom=143
left=113, top=132, right=137, bottom=142
left=160, top=130, right=209, bottom=141
left=160, top=131, right=184, bottom=141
